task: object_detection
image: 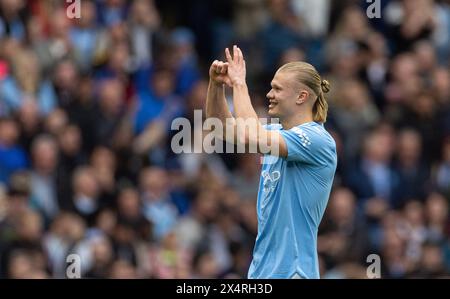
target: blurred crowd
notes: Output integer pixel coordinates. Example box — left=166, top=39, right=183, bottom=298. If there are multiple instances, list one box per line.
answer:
left=0, top=0, right=450, bottom=279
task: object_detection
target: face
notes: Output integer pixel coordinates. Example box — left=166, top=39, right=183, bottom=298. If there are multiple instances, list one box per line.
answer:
left=55, top=61, right=77, bottom=89
left=75, top=169, right=99, bottom=198
left=152, top=70, right=175, bottom=98
left=266, top=71, right=307, bottom=119
left=118, top=188, right=140, bottom=217
left=0, top=119, right=19, bottom=146
left=329, top=188, right=355, bottom=222
left=33, top=140, right=58, bottom=173
left=100, top=80, right=123, bottom=115
left=140, top=167, right=169, bottom=196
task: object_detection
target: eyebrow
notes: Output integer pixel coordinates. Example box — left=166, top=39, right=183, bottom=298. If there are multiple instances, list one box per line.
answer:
left=271, top=82, right=282, bottom=89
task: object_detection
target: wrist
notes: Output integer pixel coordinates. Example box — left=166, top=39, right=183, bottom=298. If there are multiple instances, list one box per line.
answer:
left=232, top=79, right=246, bottom=88
left=209, top=80, right=224, bottom=88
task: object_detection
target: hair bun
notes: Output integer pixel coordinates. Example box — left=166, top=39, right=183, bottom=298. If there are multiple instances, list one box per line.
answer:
left=321, top=79, right=330, bottom=93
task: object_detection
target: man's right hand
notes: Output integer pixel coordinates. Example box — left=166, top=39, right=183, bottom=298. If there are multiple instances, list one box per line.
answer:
left=209, top=60, right=232, bottom=87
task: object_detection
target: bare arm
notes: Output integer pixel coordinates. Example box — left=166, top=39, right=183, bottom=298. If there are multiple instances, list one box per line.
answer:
left=225, top=46, right=288, bottom=157
left=206, top=81, right=231, bottom=122
left=205, top=60, right=237, bottom=143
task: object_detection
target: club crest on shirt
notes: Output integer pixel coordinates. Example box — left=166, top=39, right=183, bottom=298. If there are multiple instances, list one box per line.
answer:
left=261, top=170, right=281, bottom=193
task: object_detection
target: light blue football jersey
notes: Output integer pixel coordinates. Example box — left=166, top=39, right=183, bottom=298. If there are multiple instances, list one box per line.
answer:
left=248, top=121, right=337, bottom=279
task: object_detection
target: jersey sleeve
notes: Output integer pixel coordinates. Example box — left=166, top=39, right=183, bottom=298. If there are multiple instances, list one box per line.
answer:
left=279, top=125, right=336, bottom=166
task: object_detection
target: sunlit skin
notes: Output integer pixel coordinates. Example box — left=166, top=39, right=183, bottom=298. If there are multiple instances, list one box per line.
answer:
left=267, top=71, right=311, bottom=120
left=266, top=70, right=316, bottom=129
left=206, top=45, right=318, bottom=157
left=210, top=54, right=316, bottom=129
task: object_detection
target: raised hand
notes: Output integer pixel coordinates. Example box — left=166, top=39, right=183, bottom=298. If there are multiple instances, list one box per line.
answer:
left=209, top=60, right=232, bottom=87
left=225, top=45, right=246, bottom=86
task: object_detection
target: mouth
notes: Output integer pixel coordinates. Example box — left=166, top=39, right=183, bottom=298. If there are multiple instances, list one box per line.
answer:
left=268, top=100, right=278, bottom=110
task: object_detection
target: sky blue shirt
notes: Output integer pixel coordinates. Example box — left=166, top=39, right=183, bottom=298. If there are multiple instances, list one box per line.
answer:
left=248, top=121, right=337, bottom=279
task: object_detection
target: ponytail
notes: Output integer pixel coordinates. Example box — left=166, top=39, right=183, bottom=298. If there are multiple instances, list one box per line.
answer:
left=313, top=80, right=330, bottom=123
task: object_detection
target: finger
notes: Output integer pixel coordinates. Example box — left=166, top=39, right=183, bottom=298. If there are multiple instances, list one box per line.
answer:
left=221, top=64, right=227, bottom=74
left=233, top=45, right=238, bottom=63
left=237, top=46, right=243, bottom=64
left=237, top=47, right=244, bottom=64
left=225, top=48, right=232, bottom=63
left=213, top=61, right=221, bottom=72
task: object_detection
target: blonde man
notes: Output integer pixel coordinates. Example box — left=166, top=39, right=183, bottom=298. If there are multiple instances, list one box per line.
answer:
left=206, top=46, right=337, bottom=278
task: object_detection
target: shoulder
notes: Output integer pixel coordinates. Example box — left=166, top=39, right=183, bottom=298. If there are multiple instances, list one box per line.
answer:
left=290, top=122, right=336, bottom=149
left=279, top=122, right=337, bottom=165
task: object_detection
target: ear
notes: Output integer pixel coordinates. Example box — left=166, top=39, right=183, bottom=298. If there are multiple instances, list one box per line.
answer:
left=296, top=90, right=309, bottom=105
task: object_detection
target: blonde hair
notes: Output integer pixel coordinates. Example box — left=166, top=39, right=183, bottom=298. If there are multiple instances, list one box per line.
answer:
left=12, top=49, right=40, bottom=94
left=278, top=62, right=330, bottom=123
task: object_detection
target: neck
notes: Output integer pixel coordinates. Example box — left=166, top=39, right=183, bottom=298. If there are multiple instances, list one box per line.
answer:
left=280, top=111, right=314, bottom=130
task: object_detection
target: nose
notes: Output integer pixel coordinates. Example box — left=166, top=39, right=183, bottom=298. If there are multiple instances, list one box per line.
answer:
left=267, top=89, right=274, bottom=99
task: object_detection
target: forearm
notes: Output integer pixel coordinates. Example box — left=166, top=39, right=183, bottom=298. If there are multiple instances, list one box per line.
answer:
left=232, top=83, right=258, bottom=120
left=206, top=81, right=232, bottom=121
left=223, top=45, right=285, bottom=156
left=232, top=83, right=267, bottom=145
left=206, top=80, right=236, bottom=142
